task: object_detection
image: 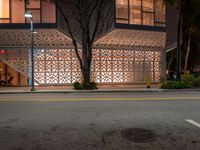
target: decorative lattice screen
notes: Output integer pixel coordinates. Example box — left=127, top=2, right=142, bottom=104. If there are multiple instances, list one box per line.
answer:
left=34, top=48, right=161, bottom=84
left=0, top=48, right=161, bottom=85
left=0, top=28, right=164, bottom=85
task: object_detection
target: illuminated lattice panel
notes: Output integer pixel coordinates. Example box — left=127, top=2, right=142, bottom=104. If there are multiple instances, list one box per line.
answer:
left=31, top=48, right=162, bottom=85
left=94, top=29, right=166, bottom=50
left=100, top=72, right=113, bottom=83
left=155, top=51, right=161, bottom=61
left=35, top=73, right=45, bottom=84
left=123, top=61, right=134, bottom=72
left=112, top=50, right=123, bottom=61
left=144, top=61, right=154, bottom=82
left=34, top=48, right=81, bottom=85
left=145, top=51, right=155, bottom=61
left=123, top=72, right=135, bottom=83
left=113, top=72, right=124, bottom=82
left=31, top=48, right=162, bottom=84
left=0, top=29, right=74, bottom=48
left=154, top=62, right=161, bottom=82
left=124, top=50, right=135, bottom=61
left=91, top=49, right=162, bottom=83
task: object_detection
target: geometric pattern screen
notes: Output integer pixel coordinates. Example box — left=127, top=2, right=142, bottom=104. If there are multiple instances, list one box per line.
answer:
left=0, top=28, right=165, bottom=85
left=34, top=49, right=81, bottom=84
left=0, top=48, right=161, bottom=85
left=92, top=49, right=161, bottom=83
left=34, top=48, right=161, bottom=85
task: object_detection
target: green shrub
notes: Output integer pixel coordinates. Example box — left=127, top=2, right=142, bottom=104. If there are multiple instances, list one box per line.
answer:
left=82, top=81, right=98, bottom=90
left=89, top=82, right=98, bottom=90
left=193, top=73, right=200, bottom=78
left=181, top=73, right=194, bottom=86
left=90, top=82, right=98, bottom=89
left=194, top=77, right=200, bottom=87
left=73, top=82, right=83, bottom=90
left=73, top=81, right=98, bottom=90
left=160, top=80, right=192, bottom=89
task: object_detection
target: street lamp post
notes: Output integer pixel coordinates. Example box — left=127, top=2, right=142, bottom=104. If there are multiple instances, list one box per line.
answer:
left=25, top=12, right=35, bottom=91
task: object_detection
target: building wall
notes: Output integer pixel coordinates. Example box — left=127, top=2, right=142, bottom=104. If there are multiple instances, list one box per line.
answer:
left=0, top=0, right=167, bottom=86
left=165, top=4, right=179, bottom=50
left=0, top=0, right=56, bottom=24
left=57, top=0, right=115, bottom=43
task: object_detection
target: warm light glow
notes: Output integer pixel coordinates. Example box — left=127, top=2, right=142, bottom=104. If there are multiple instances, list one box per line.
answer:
left=0, top=0, right=2, bottom=17
left=0, top=50, right=5, bottom=55
left=116, top=0, right=166, bottom=27
left=1, top=48, right=161, bottom=85
left=120, top=0, right=125, bottom=5
left=0, top=0, right=10, bottom=18
left=31, top=48, right=161, bottom=84
left=12, top=0, right=25, bottom=23
left=0, top=0, right=56, bottom=24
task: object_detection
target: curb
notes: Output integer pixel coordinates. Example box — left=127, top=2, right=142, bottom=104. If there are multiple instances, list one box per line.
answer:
left=0, top=89, right=165, bottom=94
left=0, top=88, right=200, bottom=94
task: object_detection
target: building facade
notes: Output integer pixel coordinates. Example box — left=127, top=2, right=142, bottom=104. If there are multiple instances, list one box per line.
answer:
left=0, top=0, right=166, bottom=86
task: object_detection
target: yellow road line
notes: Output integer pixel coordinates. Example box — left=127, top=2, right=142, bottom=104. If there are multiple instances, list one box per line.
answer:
left=0, top=97, right=200, bottom=102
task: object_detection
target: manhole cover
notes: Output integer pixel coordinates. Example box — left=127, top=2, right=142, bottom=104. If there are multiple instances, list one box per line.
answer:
left=121, top=128, right=157, bottom=143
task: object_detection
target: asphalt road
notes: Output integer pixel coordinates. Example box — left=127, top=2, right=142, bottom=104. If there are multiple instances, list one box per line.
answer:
left=0, top=91, right=200, bottom=150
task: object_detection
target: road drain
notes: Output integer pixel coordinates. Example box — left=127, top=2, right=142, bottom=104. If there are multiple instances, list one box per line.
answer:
left=121, top=128, right=157, bottom=143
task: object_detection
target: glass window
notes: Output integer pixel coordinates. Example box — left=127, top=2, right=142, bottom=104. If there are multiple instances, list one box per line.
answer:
left=130, top=0, right=141, bottom=24
left=115, top=0, right=166, bottom=27
left=155, top=22, right=165, bottom=27
left=42, top=1, right=56, bottom=23
left=116, top=0, right=129, bottom=20
left=26, top=10, right=41, bottom=23
left=0, top=0, right=56, bottom=24
left=26, top=0, right=40, bottom=9
left=143, top=12, right=154, bottom=26
left=26, top=0, right=41, bottom=23
left=0, top=19, right=10, bottom=23
left=0, top=0, right=10, bottom=18
left=142, top=0, right=153, bottom=12
left=116, top=19, right=129, bottom=24
left=155, top=0, right=166, bottom=24
left=11, top=0, right=25, bottom=23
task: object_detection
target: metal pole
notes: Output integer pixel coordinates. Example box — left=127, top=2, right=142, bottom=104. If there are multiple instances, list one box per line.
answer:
left=30, top=19, right=35, bottom=91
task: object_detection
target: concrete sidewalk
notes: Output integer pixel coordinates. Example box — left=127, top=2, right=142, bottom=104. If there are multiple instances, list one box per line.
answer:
left=0, top=85, right=200, bottom=94
left=0, top=86, right=164, bottom=94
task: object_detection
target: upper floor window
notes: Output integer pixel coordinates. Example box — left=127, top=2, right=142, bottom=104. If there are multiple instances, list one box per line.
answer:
left=116, top=0, right=129, bottom=23
left=0, top=0, right=10, bottom=23
left=116, top=0, right=166, bottom=27
left=0, top=0, right=56, bottom=24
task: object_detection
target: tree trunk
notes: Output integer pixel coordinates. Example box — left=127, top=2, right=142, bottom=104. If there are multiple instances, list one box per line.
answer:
left=167, top=52, right=175, bottom=79
left=176, top=0, right=183, bottom=81
left=81, top=32, right=92, bottom=87
left=81, top=55, right=91, bottom=84
left=184, top=35, right=192, bottom=72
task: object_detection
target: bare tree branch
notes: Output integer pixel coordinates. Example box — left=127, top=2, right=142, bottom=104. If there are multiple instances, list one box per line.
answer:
left=48, top=0, right=83, bottom=68
left=46, top=0, right=113, bottom=85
